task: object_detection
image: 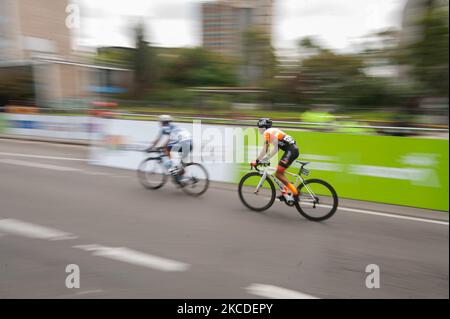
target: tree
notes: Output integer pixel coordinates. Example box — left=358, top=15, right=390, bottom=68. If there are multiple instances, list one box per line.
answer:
left=401, top=0, right=449, bottom=97
left=132, top=23, right=158, bottom=97
left=298, top=36, right=330, bottom=53
left=163, top=47, right=238, bottom=87
left=94, top=47, right=133, bottom=67
left=299, top=50, right=366, bottom=105
left=359, top=28, right=401, bottom=66
left=242, top=27, right=278, bottom=85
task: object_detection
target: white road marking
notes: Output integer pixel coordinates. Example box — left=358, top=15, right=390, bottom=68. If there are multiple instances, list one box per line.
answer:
left=0, top=158, right=81, bottom=172
left=0, top=219, right=77, bottom=240
left=0, top=151, right=86, bottom=161
left=218, top=185, right=448, bottom=226
left=298, top=201, right=448, bottom=226
left=246, top=284, right=319, bottom=299
left=74, top=244, right=190, bottom=272
left=81, top=171, right=111, bottom=176
left=337, top=206, right=449, bottom=226
left=0, top=157, right=114, bottom=176
left=75, top=289, right=104, bottom=296
left=55, top=289, right=104, bottom=299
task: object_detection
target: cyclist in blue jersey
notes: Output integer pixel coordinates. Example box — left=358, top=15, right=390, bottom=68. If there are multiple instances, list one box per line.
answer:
left=148, top=115, right=193, bottom=179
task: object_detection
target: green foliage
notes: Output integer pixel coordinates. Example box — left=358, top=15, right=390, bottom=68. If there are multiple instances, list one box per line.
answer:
left=301, top=52, right=365, bottom=82
left=144, top=86, right=198, bottom=107
left=132, top=23, right=159, bottom=96
left=242, top=27, right=278, bottom=85
left=94, top=47, right=133, bottom=67
left=402, top=1, right=449, bottom=97
left=163, top=47, right=238, bottom=87
left=332, top=77, right=411, bottom=109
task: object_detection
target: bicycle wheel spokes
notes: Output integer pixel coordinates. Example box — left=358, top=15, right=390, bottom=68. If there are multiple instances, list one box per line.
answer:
left=296, top=179, right=338, bottom=221
left=238, top=172, right=275, bottom=212
left=138, top=158, right=167, bottom=189
left=180, top=163, right=209, bottom=196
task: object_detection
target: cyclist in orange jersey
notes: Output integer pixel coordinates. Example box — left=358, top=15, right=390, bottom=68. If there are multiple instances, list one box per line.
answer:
left=251, top=118, right=300, bottom=202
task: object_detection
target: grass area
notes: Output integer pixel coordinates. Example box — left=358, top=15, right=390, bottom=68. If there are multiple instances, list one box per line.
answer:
left=13, top=105, right=448, bottom=129
left=120, top=106, right=306, bottom=119
left=115, top=106, right=430, bottom=129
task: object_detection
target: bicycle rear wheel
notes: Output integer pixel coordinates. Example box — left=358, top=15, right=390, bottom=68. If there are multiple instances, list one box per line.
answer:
left=238, top=172, right=276, bottom=212
left=295, top=179, right=338, bottom=221
left=180, top=163, right=209, bottom=197
left=137, top=158, right=167, bottom=189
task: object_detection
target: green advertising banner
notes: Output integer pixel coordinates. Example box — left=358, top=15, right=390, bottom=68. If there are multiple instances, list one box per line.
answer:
left=239, top=129, right=449, bottom=211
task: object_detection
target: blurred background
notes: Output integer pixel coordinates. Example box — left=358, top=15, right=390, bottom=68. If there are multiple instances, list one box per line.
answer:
left=0, top=1, right=448, bottom=300
left=0, top=0, right=448, bottom=136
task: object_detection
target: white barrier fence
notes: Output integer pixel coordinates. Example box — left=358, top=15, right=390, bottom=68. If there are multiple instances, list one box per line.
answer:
left=88, top=118, right=238, bottom=182
left=0, top=114, right=241, bottom=182
left=2, top=113, right=93, bottom=140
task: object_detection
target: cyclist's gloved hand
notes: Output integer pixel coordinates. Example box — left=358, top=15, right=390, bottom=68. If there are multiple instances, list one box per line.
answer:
left=250, top=159, right=259, bottom=167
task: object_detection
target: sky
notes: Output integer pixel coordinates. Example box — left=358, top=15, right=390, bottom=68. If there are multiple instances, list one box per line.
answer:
left=74, top=0, right=408, bottom=54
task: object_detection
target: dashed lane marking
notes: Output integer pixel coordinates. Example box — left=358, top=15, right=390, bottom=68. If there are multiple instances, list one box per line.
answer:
left=0, top=219, right=77, bottom=240
left=246, top=283, right=319, bottom=299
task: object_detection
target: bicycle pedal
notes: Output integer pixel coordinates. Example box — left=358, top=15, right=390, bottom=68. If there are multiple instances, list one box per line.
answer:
left=277, top=195, right=285, bottom=202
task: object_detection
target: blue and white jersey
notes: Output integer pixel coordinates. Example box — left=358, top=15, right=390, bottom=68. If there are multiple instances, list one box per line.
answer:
left=160, top=124, right=191, bottom=144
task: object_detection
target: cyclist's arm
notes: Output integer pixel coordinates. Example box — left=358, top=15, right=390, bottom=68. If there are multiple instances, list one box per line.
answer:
left=256, top=141, right=270, bottom=161
left=264, top=140, right=279, bottom=161
left=150, top=130, right=163, bottom=148
left=160, top=138, right=170, bottom=149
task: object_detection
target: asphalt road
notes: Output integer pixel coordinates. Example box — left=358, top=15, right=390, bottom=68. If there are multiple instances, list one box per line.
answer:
left=0, top=138, right=448, bottom=299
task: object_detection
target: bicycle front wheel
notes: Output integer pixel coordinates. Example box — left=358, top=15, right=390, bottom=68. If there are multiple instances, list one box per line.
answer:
left=295, top=179, right=338, bottom=221
left=238, top=172, right=276, bottom=212
left=180, top=163, right=209, bottom=197
left=137, top=158, right=167, bottom=189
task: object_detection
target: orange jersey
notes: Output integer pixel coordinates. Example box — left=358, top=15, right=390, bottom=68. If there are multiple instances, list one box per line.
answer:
left=263, top=128, right=296, bottom=151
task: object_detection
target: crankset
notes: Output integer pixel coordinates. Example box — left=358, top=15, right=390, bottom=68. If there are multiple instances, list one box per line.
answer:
left=278, top=195, right=296, bottom=207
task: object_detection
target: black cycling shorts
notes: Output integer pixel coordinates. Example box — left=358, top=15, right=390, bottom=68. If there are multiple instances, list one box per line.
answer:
left=278, top=144, right=299, bottom=169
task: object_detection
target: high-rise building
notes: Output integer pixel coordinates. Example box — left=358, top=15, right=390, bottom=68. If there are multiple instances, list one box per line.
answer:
left=201, top=0, right=273, bottom=57
left=0, top=0, right=72, bottom=61
left=0, top=0, right=131, bottom=107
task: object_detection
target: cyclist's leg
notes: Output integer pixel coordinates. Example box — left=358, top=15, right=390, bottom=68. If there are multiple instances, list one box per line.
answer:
left=179, top=139, right=192, bottom=163
left=177, top=140, right=192, bottom=179
left=162, top=144, right=174, bottom=170
left=167, top=142, right=187, bottom=182
left=275, top=146, right=299, bottom=196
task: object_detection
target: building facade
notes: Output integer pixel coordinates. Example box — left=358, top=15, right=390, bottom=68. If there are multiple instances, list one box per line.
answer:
left=0, top=0, right=131, bottom=108
left=201, top=0, right=274, bottom=57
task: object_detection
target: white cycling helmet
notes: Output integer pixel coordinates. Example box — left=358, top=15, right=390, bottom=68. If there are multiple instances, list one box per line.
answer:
left=159, top=114, right=173, bottom=123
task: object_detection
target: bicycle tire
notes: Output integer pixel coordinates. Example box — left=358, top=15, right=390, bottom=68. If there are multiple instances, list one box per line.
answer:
left=238, top=172, right=276, bottom=212
left=180, top=163, right=210, bottom=197
left=137, top=157, right=167, bottom=190
left=295, top=179, right=338, bottom=221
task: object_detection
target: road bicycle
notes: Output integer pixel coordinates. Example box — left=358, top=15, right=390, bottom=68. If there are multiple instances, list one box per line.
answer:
left=238, top=161, right=338, bottom=221
left=138, top=147, right=209, bottom=197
